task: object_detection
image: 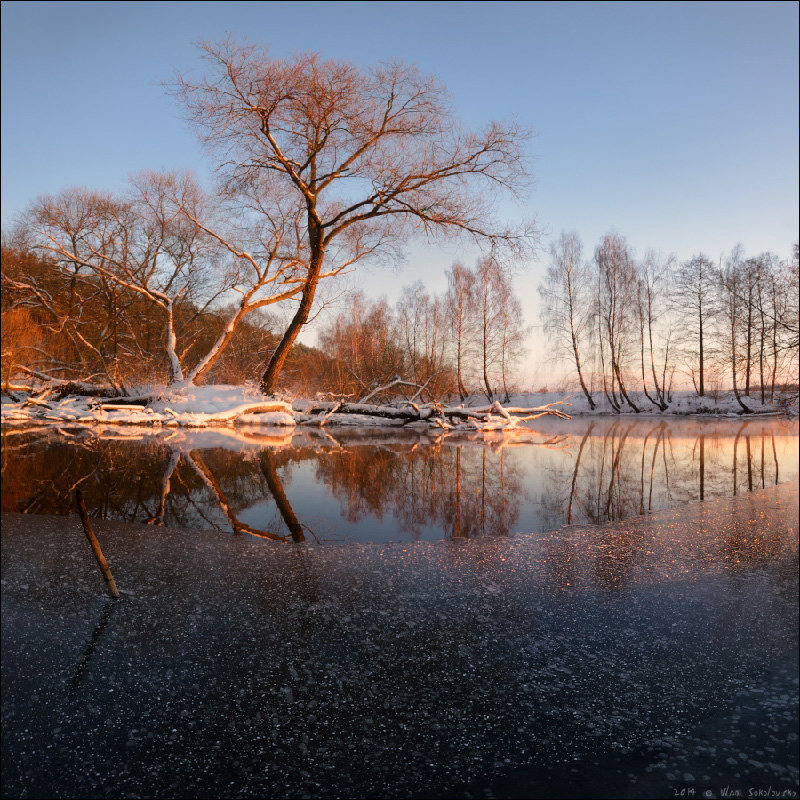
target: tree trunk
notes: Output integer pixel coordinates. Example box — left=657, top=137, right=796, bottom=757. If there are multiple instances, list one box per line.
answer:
left=758, top=294, right=766, bottom=404
left=648, top=306, right=667, bottom=409
left=730, top=310, right=750, bottom=413
left=482, top=298, right=492, bottom=401
left=456, top=322, right=467, bottom=401
left=165, top=301, right=184, bottom=384
left=599, top=323, right=618, bottom=412
left=698, top=304, right=704, bottom=397
left=639, top=318, right=661, bottom=409
left=614, top=361, right=640, bottom=412
left=771, top=310, right=778, bottom=401
left=188, top=299, right=248, bottom=384
left=260, top=243, right=323, bottom=395
left=744, top=285, right=753, bottom=396
left=571, top=330, right=595, bottom=409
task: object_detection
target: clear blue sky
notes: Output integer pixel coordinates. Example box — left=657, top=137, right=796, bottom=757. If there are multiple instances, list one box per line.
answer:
left=2, top=1, right=797, bottom=380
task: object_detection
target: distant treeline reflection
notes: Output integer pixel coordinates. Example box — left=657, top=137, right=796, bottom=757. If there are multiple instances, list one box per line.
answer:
left=1, top=420, right=797, bottom=543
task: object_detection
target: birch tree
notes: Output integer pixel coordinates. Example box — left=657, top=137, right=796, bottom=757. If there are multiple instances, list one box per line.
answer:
left=491, top=264, right=528, bottom=402
left=539, top=232, right=596, bottom=409
left=595, top=233, right=639, bottom=412
left=672, top=253, right=716, bottom=397
left=636, top=251, right=674, bottom=410
left=720, top=246, right=751, bottom=412
left=474, top=257, right=501, bottom=400
left=396, top=282, right=450, bottom=396
left=444, top=262, right=476, bottom=400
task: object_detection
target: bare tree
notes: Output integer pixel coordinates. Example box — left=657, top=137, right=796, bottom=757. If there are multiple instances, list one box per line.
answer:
left=720, top=246, right=751, bottom=412
left=636, top=251, right=674, bottom=410
left=1, top=241, right=123, bottom=389
left=539, top=232, right=596, bottom=409
left=773, top=245, right=800, bottom=390
left=396, top=282, right=450, bottom=397
left=595, top=233, right=639, bottom=412
left=27, top=178, right=224, bottom=385
left=444, top=262, right=477, bottom=401
left=23, top=172, right=323, bottom=388
left=496, top=277, right=528, bottom=403
left=716, top=244, right=798, bottom=398
left=317, top=292, right=404, bottom=397
left=171, top=39, right=535, bottom=395
left=473, top=257, right=502, bottom=401
left=672, top=253, right=716, bottom=397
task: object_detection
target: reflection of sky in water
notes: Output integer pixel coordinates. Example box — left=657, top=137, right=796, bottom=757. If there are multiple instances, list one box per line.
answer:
left=2, top=418, right=798, bottom=543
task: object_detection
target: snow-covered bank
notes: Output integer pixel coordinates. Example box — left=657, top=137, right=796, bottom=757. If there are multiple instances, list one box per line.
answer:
left=1, top=384, right=796, bottom=432
left=505, top=388, right=798, bottom=417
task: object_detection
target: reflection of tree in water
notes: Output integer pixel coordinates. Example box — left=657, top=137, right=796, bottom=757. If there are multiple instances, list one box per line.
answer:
left=313, top=443, right=525, bottom=539
left=2, top=421, right=796, bottom=544
left=541, top=419, right=790, bottom=530
left=1, top=429, right=177, bottom=520
left=0, top=430, right=303, bottom=541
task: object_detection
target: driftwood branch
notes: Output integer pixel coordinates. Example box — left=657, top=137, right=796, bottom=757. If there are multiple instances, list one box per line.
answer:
left=75, top=489, right=120, bottom=598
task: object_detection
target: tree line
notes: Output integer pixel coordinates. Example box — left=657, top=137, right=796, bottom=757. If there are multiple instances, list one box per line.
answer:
left=539, top=232, right=799, bottom=411
left=1, top=235, right=528, bottom=401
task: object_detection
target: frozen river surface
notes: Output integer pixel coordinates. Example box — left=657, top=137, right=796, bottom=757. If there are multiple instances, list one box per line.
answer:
left=1, top=466, right=798, bottom=797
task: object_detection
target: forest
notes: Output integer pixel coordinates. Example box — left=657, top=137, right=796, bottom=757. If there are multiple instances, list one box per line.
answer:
left=2, top=231, right=797, bottom=410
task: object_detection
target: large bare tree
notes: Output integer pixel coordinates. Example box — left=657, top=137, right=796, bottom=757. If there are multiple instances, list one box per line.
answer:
left=171, top=39, right=534, bottom=395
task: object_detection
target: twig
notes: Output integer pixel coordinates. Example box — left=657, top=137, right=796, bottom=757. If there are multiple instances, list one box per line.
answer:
left=359, top=378, right=425, bottom=404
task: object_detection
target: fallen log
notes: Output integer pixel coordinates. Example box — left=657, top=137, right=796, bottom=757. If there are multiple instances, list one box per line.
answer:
left=304, top=402, right=423, bottom=420
left=442, top=400, right=572, bottom=421
left=302, top=399, right=571, bottom=426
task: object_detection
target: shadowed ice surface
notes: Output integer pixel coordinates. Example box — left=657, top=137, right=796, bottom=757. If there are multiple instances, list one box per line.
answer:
left=1, top=474, right=798, bottom=798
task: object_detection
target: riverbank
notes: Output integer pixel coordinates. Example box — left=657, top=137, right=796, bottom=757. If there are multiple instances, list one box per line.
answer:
left=2, top=385, right=796, bottom=432
left=2, top=482, right=798, bottom=798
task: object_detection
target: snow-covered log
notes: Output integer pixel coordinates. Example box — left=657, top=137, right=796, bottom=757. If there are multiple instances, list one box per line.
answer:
left=441, top=400, right=572, bottom=421
left=303, top=398, right=572, bottom=427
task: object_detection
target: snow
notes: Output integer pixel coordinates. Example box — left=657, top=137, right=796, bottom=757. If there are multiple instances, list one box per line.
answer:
left=1, top=384, right=796, bottom=432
